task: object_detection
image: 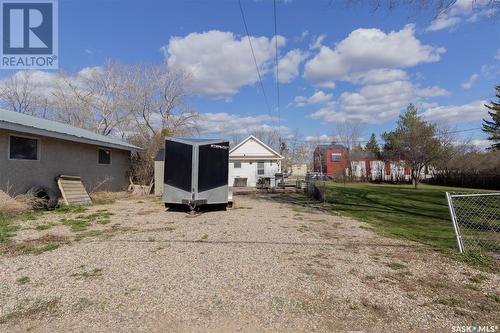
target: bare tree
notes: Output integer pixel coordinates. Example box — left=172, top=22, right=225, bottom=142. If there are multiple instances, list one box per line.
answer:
left=80, top=62, right=131, bottom=136
left=341, top=0, right=500, bottom=18
left=334, top=121, right=364, bottom=151
left=125, top=64, right=198, bottom=140
left=49, top=71, right=93, bottom=129
left=250, top=127, right=280, bottom=150
left=0, top=71, right=42, bottom=115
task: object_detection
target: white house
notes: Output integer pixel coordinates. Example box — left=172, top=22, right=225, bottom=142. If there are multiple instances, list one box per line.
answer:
left=229, top=135, right=283, bottom=187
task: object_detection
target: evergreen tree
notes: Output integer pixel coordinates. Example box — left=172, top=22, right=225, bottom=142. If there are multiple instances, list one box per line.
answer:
left=365, top=133, right=380, bottom=158
left=382, top=104, right=441, bottom=188
left=482, top=84, right=500, bottom=151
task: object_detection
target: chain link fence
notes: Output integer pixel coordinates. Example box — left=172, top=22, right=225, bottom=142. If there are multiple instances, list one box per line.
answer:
left=446, top=192, right=500, bottom=257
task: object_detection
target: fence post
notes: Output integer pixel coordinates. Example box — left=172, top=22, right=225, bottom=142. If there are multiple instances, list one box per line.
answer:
left=445, top=192, right=464, bottom=254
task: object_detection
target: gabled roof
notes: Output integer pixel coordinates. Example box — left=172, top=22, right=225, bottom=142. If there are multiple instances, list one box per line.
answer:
left=316, top=143, right=346, bottom=150
left=0, top=109, right=142, bottom=151
left=229, top=135, right=283, bottom=159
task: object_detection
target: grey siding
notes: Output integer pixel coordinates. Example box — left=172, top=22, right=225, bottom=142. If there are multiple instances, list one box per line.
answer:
left=0, top=129, right=131, bottom=196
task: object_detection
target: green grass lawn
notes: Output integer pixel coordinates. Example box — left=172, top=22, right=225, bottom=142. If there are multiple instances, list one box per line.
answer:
left=320, top=182, right=498, bottom=270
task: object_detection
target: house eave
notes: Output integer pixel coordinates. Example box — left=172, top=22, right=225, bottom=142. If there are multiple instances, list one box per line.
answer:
left=229, top=155, right=284, bottom=160
left=0, top=122, right=143, bottom=152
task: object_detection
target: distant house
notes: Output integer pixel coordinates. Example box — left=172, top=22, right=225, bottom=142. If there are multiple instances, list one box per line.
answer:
left=313, top=144, right=348, bottom=176
left=290, top=163, right=308, bottom=177
left=229, top=135, right=283, bottom=187
left=313, top=143, right=418, bottom=181
left=0, top=109, right=142, bottom=196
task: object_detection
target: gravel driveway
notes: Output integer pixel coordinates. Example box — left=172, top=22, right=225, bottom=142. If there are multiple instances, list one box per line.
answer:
left=0, top=192, right=498, bottom=332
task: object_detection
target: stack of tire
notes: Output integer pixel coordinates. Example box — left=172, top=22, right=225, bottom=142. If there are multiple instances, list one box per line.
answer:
left=27, top=186, right=58, bottom=210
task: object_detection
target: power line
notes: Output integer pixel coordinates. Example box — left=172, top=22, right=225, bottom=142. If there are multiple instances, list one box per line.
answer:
left=237, top=0, right=273, bottom=120
left=273, top=0, right=281, bottom=140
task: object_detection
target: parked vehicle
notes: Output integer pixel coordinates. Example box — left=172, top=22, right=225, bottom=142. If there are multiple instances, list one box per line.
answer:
left=163, top=138, right=231, bottom=211
left=305, top=172, right=332, bottom=182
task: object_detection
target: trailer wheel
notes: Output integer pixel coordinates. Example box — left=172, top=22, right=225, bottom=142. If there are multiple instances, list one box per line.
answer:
left=26, top=186, right=58, bottom=210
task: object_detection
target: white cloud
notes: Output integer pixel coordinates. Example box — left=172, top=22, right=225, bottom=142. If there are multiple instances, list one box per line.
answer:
left=426, top=0, right=498, bottom=32
left=163, top=30, right=285, bottom=98
left=296, top=30, right=309, bottom=42
left=415, top=86, right=449, bottom=97
left=196, top=112, right=287, bottom=136
left=337, top=80, right=414, bottom=123
left=349, top=68, right=409, bottom=85
left=461, top=73, right=479, bottom=89
left=294, top=90, right=333, bottom=107
left=304, top=134, right=335, bottom=143
left=303, top=24, right=445, bottom=87
left=309, top=34, right=326, bottom=50
left=470, top=139, right=492, bottom=147
left=421, top=100, right=487, bottom=122
left=0, top=68, right=99, bottom=102
left=426, top=15, right=462, bottom=32
left=277, top=49, right=309, bottom=83
left=308, top=80, right=449, bottom=124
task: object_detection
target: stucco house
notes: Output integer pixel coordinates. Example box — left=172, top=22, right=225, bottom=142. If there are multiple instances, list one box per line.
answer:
left=229, top=135, right=283, bottom=187
left=0, top=109, right=142, bottom=197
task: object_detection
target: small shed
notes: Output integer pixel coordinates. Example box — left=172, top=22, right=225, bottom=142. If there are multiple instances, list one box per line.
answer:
left=154, top=148, right=165, bottom=196
left=229, top=135, right=283, bottom=187
left=291, top=163, right=308, bottom=177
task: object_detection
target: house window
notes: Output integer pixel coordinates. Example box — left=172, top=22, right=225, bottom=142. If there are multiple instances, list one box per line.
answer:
left=234, top=161, right=241, bottom=168
left=9, top=135, right=39, bottom=160
left=98, top=148, right=111, bottom=165
left=257, top=161, right=265, bottom=175
left=332, top=153, right=341, bottom=161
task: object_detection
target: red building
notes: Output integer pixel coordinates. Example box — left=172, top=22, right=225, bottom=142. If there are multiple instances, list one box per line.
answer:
left=313, top=144, right=348, bottom=176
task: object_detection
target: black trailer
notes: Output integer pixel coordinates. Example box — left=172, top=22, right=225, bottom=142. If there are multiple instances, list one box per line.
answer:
left=163, top=138, right=231, bottom=211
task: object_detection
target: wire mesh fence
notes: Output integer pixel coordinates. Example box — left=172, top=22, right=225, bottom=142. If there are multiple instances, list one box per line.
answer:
left=446, top=192, right=500, bottom=257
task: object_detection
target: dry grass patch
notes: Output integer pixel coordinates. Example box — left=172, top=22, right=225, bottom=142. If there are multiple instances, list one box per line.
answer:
left=90, top=191, right=132, bottom=205
left=70, top=267, right=103, bottom=279
left=4, top=234, right=68, bottom=256
left=0, top=298, right=60, bottom=324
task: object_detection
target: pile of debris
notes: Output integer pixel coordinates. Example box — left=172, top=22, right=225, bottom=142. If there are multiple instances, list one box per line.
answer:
left=0, top=190, right=31, bottom=214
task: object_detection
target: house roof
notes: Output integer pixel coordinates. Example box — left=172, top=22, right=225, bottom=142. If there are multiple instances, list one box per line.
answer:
left=316, top=143, right=346, bottom=150
left=229, top=135, right=283, bottom=160
left=0, top=109, right=142, bottom=152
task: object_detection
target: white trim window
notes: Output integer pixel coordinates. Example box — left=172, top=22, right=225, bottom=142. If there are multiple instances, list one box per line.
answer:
left=332, top=153, right=342, bottom=161
left=9, top=135, right=39, bottom=161
left=257, top=161, right=265, bottom=175
left=233, top=161, right=241, bottom=168
left=98, top=148, right=112, bottom=165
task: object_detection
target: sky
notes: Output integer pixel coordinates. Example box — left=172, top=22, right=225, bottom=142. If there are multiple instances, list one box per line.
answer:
left=1, top=0, right=499, bottom=146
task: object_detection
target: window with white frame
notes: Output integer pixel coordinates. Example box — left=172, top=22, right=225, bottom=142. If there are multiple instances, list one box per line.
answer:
left=332, top=153, right=341, bottom=161
left=257, top=161, right=265, bottom=175
left=98, top=148, right=111, bottom=165
left=234, top=161, right=241, bottom=168
left=9, top=135, right=39, bottom=160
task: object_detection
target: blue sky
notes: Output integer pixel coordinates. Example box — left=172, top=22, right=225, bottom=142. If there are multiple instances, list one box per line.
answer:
left=3, top=0, right=500, bottom=145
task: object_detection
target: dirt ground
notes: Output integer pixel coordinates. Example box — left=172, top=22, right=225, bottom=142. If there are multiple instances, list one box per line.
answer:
left=0, top=192, right=498, bottom=333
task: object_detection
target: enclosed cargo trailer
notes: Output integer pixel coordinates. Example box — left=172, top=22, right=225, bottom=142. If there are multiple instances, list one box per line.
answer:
left=163, top=138, right=231, bottom=211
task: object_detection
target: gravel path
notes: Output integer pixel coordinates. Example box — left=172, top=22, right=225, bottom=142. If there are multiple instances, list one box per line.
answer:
left=0, top=193, right=498, bottom=332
